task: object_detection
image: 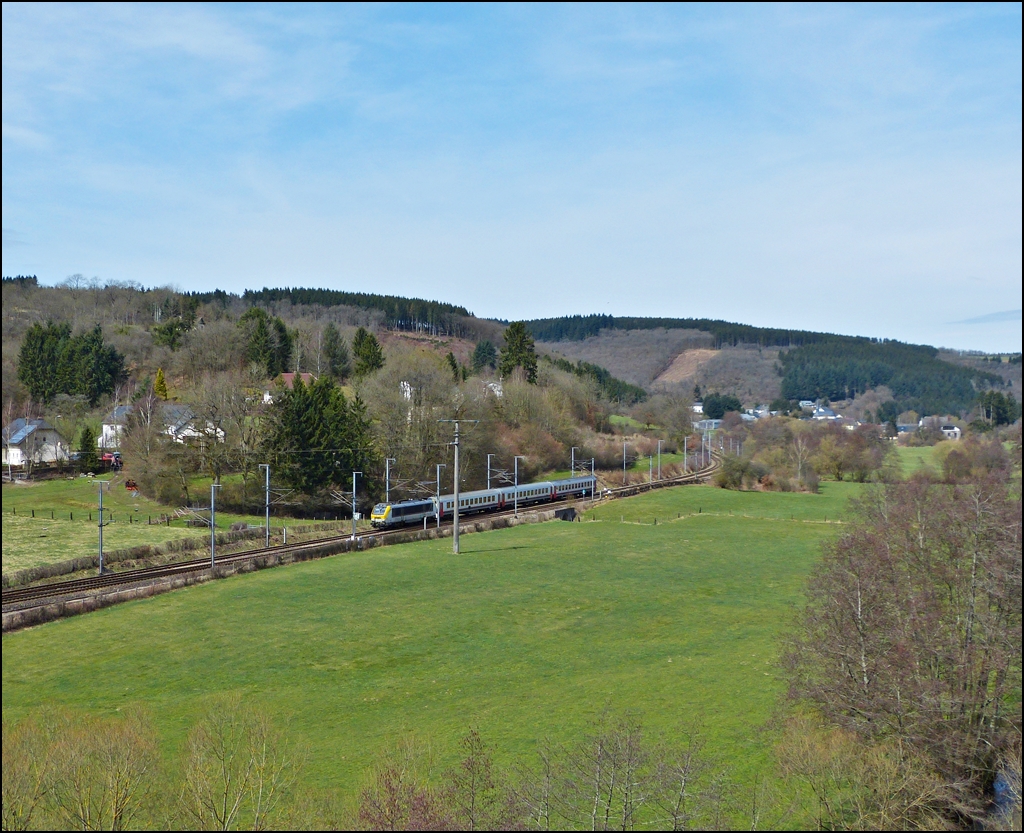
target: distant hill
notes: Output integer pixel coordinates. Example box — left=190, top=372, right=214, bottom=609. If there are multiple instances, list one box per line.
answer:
left=525, top=314, right=1008, bottom=416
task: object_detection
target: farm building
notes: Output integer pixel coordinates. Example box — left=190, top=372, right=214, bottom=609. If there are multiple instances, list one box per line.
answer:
left=2, top=418, right=69, bottom=469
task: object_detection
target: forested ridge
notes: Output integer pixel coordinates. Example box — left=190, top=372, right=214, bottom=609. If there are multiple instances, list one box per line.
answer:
left=524, top=313, right=837, bottom=347
left=526, top=313, right=1007, bottom=415
left=192, top=286, right=472, bottom=335
left=778, top=340, right=1003, bottom=415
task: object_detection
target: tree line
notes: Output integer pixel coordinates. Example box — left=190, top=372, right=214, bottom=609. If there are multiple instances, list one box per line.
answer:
left=523, top=313, right=840, bottom=347
left=209, top=287, right=472, bottom=335
left=16, top=322, right=126, bottom=406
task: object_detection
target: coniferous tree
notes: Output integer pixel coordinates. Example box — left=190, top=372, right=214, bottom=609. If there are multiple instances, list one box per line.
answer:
left=273, top=318, right=293, bottom=374
left=498, top=322, right=538, bottom=383
left=78, top=425, right=101, bottom=473
left=445, top=351, right=460, bottom=382
left=17, top=322, right=125, bottom=405
left=352, top=327, right=385, bottom=378
left=322, top=323, right=350, bottom=380
left=153, top=368, right=169, bottom=400
left=241, top=309, right=275, bottom=375
left=471, top=340, right=497, bottom=372
left=262, top=375, right=378, bottom=497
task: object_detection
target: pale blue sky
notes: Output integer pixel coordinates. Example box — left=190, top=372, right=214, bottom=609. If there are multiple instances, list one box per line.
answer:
left=3, top=3, right=1021, bottom=351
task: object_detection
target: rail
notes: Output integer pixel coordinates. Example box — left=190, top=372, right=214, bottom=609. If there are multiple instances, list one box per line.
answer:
left=2, top=453, right=720, bottom=623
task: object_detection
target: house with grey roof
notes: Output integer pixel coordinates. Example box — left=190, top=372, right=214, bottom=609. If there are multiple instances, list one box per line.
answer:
left=100, top=404, right=134, bottom=450
left=162, top=404, right=225, bottom=444
left=2, top=418, right=69, bottom=469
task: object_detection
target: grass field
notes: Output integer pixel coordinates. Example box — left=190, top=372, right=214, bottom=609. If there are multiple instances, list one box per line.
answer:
left=1, top=476, right=338, bottom=574
left=1, top=482, right=862, bottom=813
left=895, top=444, right=940, bottom=476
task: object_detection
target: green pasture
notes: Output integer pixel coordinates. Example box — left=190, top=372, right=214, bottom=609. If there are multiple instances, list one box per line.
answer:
left=2, top=482, right=861, bottom=811
left=1, top=476, right=338, bottom=574
left=608, top=413, right=647, bottom=430
left=586, top=480, right=861, bottom=525
left=895, top=444, right=939, bottom=475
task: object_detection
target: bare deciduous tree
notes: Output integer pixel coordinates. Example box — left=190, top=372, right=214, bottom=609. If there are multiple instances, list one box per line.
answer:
left=179, top=696, right=299, bottom=831
left=47, top=708, right=157, bottom=831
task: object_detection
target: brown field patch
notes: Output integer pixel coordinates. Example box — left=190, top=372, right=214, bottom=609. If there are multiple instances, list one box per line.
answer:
left=654, top=349, right=718, bottom=384
left=379, top=331, right=476, bottom=366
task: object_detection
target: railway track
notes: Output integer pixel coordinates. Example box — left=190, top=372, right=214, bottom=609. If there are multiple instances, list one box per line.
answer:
left=2, top=455, right=720, bottom=617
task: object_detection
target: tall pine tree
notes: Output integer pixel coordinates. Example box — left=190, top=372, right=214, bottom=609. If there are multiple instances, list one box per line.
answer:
left=352, top=327, right=385, bottom=378
left=322, top=323, right=350, bottom=380
left=498, top=322, right=538, bottom=383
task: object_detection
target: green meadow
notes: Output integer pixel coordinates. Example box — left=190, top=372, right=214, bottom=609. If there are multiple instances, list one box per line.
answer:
left=2, top=481, right=864, bottom=806
left=1, top=476, right=339, bottom=574
left=2, top=478, right=205, bottom=573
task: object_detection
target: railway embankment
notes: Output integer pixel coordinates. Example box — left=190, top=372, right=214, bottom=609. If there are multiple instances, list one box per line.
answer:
left=1, top=505, right=569, bottom=632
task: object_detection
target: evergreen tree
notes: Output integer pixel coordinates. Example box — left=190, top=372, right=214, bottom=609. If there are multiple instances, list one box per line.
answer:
left=240, top=308, right=275, bottom=375
left=322, top=323, right=350, bottom=380
left=77, top=425, right=101, bottom=473
left=471, top=340, right=497, bottom=372
left=445, top=351, right=460, bottom=382
left=263, top=375, right=378, bottom=496
left=702, top=392, right=742, bottom=420
left=498, top=322, right=538, bottom=383
left=273, top=318, right=293, bottom=374
left=17, top=322, right=125, bottom=405
left=352, top=327, right=385, bottom=378
left=154, top=368, right=169, bottom=400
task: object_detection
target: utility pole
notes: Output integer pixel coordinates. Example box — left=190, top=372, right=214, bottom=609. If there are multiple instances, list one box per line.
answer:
left=649, top=455, right=653, bottom=483
left=487, top=453, right=495, bottom=490
left=439, top=419, right=478, bottom=555
left=683, top=435, right=688, bottom=472
left=514, top=455, right=526, bottom=517
left=98, top=483, right=106, bottom=575
left=210, top=483, right=221, bottom=567
left=385, top=458, right=396, bottom=504
left=259, top=463, right=270, bottom=547
left=571, top=446, right=579, bottom=477
left=657, top=440, right=663, bottom=480
left=435, top=463, right=446, bottom=528
left=351, top=471, right=362, bottom=540
left=623, top=441, right=628, bottom=485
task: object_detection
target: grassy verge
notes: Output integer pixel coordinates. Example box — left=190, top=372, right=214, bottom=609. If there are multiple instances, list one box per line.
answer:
left=2, top=482, right=858, bottom=812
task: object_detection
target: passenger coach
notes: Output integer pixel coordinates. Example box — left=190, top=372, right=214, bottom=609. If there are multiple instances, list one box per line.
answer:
left=370, top=474, right=597, bottom=529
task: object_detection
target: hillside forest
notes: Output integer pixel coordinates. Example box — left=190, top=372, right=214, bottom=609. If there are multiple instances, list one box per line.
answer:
left=2, top=277, right=1020, bottom=515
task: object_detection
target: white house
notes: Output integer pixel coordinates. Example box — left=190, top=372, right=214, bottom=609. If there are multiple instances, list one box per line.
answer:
left=941, top=424, right=962, bottom=440
left=2, top=419, right=69, bottom=468
left=99, top=404, right=134, bottom=450
left=162, top=404, right=225, bottom=444
left=692, top=402, right=704, bottom=414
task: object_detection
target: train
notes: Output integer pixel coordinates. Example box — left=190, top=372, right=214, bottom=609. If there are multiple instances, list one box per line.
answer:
left=370, top=474, right=598, bottom=529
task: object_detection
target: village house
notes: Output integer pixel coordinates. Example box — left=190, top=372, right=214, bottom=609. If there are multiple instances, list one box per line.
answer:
left=2, top=418, right=69, bottom=469
left=262, top=372, right=317, bottom=404
left=99, top=404, right=134, bottom=450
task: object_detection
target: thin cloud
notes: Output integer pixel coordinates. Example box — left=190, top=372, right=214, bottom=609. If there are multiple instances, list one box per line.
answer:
left=950, top=310, right=1022, bottom=325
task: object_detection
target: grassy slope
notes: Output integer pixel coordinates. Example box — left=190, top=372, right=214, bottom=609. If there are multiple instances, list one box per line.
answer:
left=2, top=482, right=860, bottom=806
left=1, top=476, right=338, bottom=574
left=2, top=478, right=203, bottom=573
